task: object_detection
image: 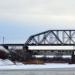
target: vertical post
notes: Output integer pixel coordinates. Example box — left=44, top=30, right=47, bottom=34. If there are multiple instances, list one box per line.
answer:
left=3, top=36, right=4, bottom=44
left=38, top=35, right=40, bottom=44
left=71, top=50, right=75, bottom=64
left=69, top=30, right=71, bottom=44
left=62, top=31, right=64, bottom=44
left=57, top=30, right=59, bottom=44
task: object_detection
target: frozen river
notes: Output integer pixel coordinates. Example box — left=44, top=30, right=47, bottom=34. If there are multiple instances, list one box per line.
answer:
left=0, top=64, right=75, bottom=75
left=0, top=67, right=75, bottom=75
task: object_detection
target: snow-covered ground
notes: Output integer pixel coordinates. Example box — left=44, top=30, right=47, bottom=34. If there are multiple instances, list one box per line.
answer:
left=1, top=63, right=75, bottom=70
left=0, top=59, right=75, bottom=70
left=0, top=59, right=24, bottom=66
left=0, top=46, right=9, bottom=53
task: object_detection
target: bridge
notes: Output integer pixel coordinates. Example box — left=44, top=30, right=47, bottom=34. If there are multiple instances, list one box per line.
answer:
left=23, top=30, right=75, bottom=54
left=1, top=30, right=75, bottom=63
left=23, top=30, right=75, bottom=63
left=25, top=30, right=75, bottom=46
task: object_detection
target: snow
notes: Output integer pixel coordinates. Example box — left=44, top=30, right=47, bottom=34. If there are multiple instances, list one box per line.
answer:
left=0, top=59, right=75, bottom=70
left=0, top=59, right=14, bottom=65
left=29, top=46, right=74, bottom=50
left=0, top=59, right=24, bottom=66
left=34, top=55, right=71, bottom=58
left=0, top=46, right=9, bottom=53
left=0, top=63, right=75, bottom=70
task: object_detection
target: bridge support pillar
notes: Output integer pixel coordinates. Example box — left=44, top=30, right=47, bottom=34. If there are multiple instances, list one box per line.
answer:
left=71, top=51, right=75, bottom=63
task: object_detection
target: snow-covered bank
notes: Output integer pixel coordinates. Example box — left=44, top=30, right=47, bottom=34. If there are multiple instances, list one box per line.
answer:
left=0, top=59, right=14, bottom=65
left=0, top=59, right=24, bottom=66
left=0, top=62, right=75, bottom=70
left=1, top=59, right=75, bottom=70
left=0, top=61, right=75, bottom=75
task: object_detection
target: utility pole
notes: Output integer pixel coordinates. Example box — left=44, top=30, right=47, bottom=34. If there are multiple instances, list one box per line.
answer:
left=3, top=36, right=5, bottom=44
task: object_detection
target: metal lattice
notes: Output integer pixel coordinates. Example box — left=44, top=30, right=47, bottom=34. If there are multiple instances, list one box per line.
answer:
left=25, top=30, right=75, bottom=46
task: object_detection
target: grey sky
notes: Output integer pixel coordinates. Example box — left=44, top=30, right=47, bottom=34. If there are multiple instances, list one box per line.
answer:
left=0, top=0, right=75, bottom=23
left=0, top=0, right=75, bottom=43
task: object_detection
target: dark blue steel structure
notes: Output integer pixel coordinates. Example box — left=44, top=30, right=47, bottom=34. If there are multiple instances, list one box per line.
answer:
left=1, top=30, right=75, bottom=63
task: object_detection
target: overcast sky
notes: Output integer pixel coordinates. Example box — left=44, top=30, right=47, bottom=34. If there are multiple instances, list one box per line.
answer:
left=0, top=0, right=75, bottom=43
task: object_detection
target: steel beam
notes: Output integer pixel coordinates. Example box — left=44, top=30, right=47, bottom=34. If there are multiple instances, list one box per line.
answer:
left=25, top=30, right=75, bottom=46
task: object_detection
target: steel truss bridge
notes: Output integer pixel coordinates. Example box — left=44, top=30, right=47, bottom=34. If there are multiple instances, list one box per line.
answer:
left=25, top=30, right=75, bottom=46
left=1, top=30, right=75, bottom=63
left=23, top=30, right=75, bottom=54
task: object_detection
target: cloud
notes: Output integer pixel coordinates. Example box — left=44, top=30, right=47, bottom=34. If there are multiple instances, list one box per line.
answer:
left=0, top=0, right=75, bottom=24
left=0, top=0, right=75, bottom=43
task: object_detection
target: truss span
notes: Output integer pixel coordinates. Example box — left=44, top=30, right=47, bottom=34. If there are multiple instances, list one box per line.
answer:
left=25, top=30, right=75, bottom=46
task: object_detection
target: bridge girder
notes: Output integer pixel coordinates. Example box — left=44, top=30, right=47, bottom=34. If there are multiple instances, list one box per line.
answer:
left=25, top=30, right=75, bottom=46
